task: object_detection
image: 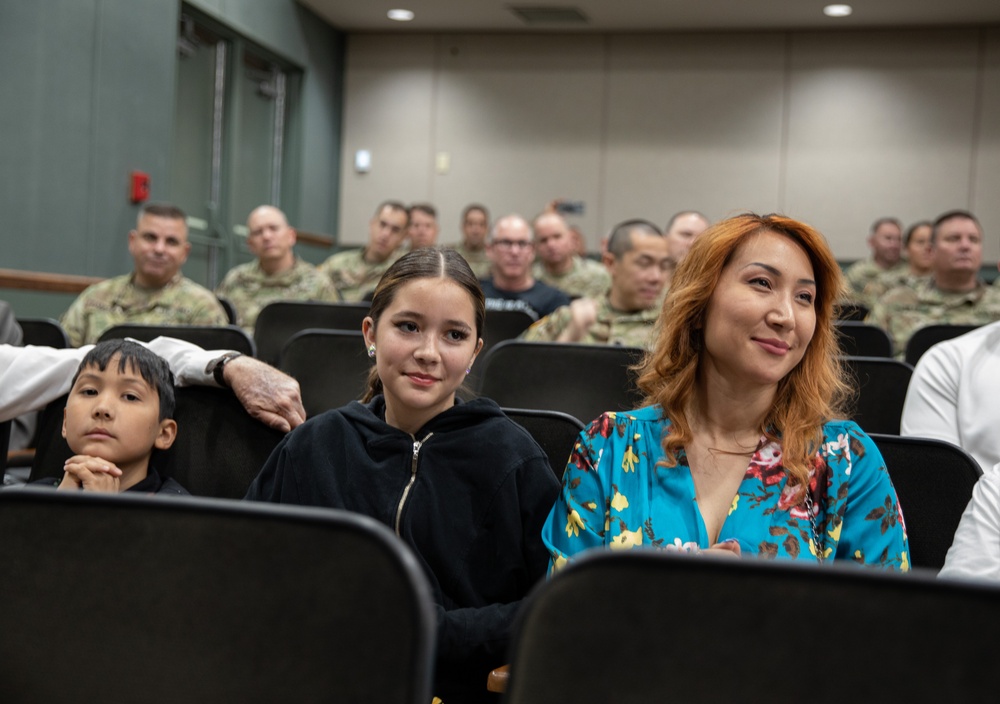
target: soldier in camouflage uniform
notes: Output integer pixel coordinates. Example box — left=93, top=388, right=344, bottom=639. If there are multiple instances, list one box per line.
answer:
left=447, top=204, right=492, bottom=279
left=522, top=219, right=669, bottom=349
left=531, top=211, right=610, bottom=299
left=217, top=205, right=341, bottom=332
left=868, top=210, right=1000, bottom=358
left=843, top=217, right=907, bottom=305
left=319, top=200, right=409, bottom=301
left=860, top=220, right=934, bottom=302
left=61, top=202, right=227, bottom=347
left=407, top=203, right=440, bottom=249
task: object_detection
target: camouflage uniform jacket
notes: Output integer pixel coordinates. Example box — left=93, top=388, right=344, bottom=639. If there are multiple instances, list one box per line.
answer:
left=843, top=257, right=907, bottom=304
left=532, top=256, right=610, bottom=300
left=60, top=273, right=228, bottom=347
left=520, top=295, right=659, bottom=349
left=867, top=279, right=1000, bottom=359
left=862, top=271, right=931, bottom=304
left=216, top=257, right=341, bottom=332
left=319, top=248, right=401, bottom=302
left=447, top=242, right=492, bottom=280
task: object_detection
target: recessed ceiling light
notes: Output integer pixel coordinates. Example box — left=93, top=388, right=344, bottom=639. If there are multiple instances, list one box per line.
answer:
left=387, top=9, right=414, bottom=21
left=823, top=4, right=853, bottom=17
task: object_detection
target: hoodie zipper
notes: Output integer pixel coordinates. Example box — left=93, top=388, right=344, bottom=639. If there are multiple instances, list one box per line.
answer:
left=394, top=433, right=433, bottom=536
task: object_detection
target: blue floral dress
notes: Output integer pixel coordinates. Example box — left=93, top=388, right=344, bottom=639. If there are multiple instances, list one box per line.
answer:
left=542, top=405, right=909, bottom=571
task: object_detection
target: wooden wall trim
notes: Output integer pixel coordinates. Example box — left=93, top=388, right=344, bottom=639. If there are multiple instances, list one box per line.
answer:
left=295, top=230, right=335, bottom=248
left=0, top=269, right=104, bottom=294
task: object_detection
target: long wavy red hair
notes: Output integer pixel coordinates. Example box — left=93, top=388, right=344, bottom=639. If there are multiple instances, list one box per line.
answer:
left=636, top=213, right=851, bottom=491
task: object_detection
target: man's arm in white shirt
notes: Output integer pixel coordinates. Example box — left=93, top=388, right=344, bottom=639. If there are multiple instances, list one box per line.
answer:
left=0, top=337, right=222, bottom=423
left=939, top=462, right=1000, bottom=581
left=2, top=337, right=305, bottom=431
left=900, top=339, right=962, bottom=445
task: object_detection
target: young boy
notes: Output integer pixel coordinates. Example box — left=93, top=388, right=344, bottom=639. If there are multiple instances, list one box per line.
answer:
left=39, top=339, right=187, bottom=495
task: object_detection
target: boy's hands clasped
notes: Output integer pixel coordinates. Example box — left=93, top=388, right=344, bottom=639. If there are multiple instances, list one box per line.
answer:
left=59, top=455, right=123, bottom=494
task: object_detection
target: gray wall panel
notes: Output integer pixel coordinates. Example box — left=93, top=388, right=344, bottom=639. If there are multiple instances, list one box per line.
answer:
left=784, top=29, right=982, bottom=258
left=972, top=28, right=1000, bottom=259
left=339, top=29, right=1000, bottom=261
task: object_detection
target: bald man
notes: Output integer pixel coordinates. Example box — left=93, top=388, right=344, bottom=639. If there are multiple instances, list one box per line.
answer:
left=663, top=211, right=709, bottom=265
left=216, top=205, right=340, bottom=331
left=532, top=212, right=609, bottom=299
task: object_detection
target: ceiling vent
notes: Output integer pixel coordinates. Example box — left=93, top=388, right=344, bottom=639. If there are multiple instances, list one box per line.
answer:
left=508, top=6, right=589, bottom=25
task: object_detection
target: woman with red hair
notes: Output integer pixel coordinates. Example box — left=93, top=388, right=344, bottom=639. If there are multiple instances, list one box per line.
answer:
left=542, top=213, right=909, bottom=569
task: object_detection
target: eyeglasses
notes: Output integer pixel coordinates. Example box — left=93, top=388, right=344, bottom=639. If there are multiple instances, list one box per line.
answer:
left=492, top=239, right=533, bottom=251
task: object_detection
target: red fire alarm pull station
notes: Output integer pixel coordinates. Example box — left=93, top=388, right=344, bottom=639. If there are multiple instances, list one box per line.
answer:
left=130, top=171, right=151, bottom=203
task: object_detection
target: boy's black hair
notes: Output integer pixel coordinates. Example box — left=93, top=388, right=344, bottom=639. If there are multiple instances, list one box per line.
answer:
left=71, top=340, right=176, bottom=421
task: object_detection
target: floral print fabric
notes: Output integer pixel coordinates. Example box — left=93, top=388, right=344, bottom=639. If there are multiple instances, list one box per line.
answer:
left=542, top=405, right=909, bottom=571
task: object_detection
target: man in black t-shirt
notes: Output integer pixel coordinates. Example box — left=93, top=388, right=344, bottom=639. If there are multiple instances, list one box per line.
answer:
left=480, top=214, right=570, bottom=320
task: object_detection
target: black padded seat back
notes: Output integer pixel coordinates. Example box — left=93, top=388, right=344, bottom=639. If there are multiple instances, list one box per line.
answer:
left=502, top=407, right=584, bottom=481
left=506, top=551, right=1000, bottom=703
left=842, top=355, right=913, bottom=435
left=835, top=320, right=893, bottom=357
left=98, top=323, right=256, bottom=357
left=279, top=329, right=372, bottom=417
left=468, top=309, right=536, bottom=388
left=476, top=341, right=645, bottom=425
left=16, top=317, right=71, bottom=348
left=0, top=491, right=436, bottom=704
left=904, top=323, right=981, bottom=366
left=216, top=295, right=238, bottom=325
left=254, top=301, right=371, bottom=365
left=870, top=433, right=982, bottom=572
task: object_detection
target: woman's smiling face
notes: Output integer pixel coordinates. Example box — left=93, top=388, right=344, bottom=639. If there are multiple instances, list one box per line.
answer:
left=700, top=230, right=817, bottom=393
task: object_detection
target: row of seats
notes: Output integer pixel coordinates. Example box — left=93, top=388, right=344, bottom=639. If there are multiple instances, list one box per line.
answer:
left=837, top=320, right=980, bottom=364
left=278, top=336, right=917, bottom=436
left=16, top=300, right=537, bottom=367
left=9, top=312, right=947, bottom=439
left=12, top=379, right=980, bottom=575
left=3, top=488, right=995, bottom=702
left=15, top=314, right=940, bottom=434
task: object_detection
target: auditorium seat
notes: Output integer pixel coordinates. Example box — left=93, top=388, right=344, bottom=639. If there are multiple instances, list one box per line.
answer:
left=98, top=323, right=256, bottom=357
left=476, top=341, right=644, bottom=424
left=843, top=356, right=913, bottom=435
left=835, top=321, right=893, bottom=357
left=253, top=301, right=371, bottom=365
left=503, top=407, right=584, bottom=480
left=0, top=490, right=436, bottom=704
left=904, top=323, right=981, bottom=366
left=279, top=329, right=372, bottom=417
left=870, top=433, right=982, bottom=572
left=503, top=550, right=1000, bottom=703
left=16, top=317, right=71, bottom=348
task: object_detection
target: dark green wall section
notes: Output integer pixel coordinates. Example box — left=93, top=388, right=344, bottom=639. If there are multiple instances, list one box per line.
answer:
left=0, top=0, right=343, bottom=318
left=186, top=0, right=345, bottom=235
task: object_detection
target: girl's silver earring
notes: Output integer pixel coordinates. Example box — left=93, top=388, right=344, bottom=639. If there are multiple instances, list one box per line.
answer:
left=368, top=344, right=376, bottom=359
